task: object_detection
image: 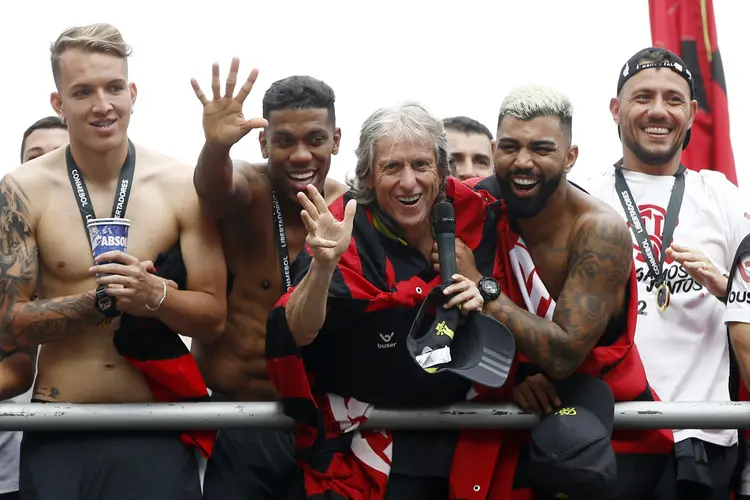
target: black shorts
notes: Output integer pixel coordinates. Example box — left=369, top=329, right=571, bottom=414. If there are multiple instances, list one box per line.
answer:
left=19, top=430, right=201, bottom=500
left=202, top=392, right=298, bottom=500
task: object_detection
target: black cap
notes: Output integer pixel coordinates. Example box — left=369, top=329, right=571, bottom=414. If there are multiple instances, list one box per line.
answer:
left=616, top=46, right=695, bottom=149
left=406, top=284, right=515, bottom=388
left=528, top=374, right=617, bottom=499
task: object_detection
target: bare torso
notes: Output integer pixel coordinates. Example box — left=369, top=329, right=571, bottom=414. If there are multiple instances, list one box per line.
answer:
left=192, top=165, right=347, bottom=401
left=14, top=146, right=194, bottom=403
left=522, top=186, right=628, bottom=317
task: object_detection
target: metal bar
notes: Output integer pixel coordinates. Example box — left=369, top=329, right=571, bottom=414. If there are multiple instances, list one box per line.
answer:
left=1, top=402, right=750, bottom=431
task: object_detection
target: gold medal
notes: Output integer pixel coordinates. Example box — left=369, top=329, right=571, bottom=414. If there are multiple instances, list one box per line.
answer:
left=655, top=282, right=671, bottom=312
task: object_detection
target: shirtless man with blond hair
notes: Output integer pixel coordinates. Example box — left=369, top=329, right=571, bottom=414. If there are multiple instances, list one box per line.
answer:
left=0, top=23, right=226, bottom=500
left=189, top=60, right=347, bottom=499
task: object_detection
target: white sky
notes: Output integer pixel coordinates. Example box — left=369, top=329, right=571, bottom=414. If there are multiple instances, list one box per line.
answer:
left=2, top=0, right=748, bottom=191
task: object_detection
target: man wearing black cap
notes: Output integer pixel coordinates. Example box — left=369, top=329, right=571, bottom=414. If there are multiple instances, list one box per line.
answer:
left=580, top=46, right=750, bottom=500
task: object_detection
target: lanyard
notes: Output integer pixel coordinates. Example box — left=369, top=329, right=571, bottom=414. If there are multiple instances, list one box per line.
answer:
left=272, top=192, right=292, bottom=293
left=66, top=140, right=136, bottom=239
left=613, top=160, right=685, bottom=290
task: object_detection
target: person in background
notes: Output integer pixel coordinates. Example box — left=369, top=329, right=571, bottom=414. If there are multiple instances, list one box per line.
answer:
left=443, top=116, right=494, bottom=181
left=19, top=116, right=68, bottom=163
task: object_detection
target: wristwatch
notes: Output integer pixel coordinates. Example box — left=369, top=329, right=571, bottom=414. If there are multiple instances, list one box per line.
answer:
left=477, top=277, right=501, bottom=301
left=95, top=285, right=120, bottom=318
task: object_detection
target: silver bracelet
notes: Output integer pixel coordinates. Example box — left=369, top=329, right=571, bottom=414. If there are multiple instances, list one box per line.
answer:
left=145, top=280, right=167, bottom=311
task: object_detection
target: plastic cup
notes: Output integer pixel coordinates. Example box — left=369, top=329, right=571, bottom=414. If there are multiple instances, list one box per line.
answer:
left=87, top=218, right=130, bottom=267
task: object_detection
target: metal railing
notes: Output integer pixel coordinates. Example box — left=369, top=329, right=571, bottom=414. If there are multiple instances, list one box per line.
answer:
left=1, top=401, right=749, bottom=431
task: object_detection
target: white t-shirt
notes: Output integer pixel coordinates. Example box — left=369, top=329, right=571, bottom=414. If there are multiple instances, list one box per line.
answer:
left=580, top=168, right=750, bottom=447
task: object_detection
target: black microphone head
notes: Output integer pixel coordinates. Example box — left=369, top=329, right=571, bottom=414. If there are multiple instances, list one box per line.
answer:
left=432, top=202, right=456, bottom=235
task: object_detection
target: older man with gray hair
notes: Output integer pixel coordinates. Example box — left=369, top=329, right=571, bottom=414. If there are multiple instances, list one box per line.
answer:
left=265, top=101, right=506, bottom=499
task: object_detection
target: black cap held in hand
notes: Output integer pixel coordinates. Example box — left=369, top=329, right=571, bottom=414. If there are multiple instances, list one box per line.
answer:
left=432, top=202, right=456, bottom=235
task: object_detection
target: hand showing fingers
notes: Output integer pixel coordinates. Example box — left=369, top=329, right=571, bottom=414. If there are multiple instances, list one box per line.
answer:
left=298, top=185, right=356, bottom=268
left=191, top=57, right=268, bottom=147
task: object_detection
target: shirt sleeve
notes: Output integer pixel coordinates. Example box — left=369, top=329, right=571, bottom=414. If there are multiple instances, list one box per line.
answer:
left=725, top=250, right=750, bottom=324
left=710, top=172, right=750, bottom=324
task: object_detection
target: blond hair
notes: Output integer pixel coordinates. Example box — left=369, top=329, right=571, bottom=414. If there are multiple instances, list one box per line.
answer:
left=50, top=23, right=132, bottom=87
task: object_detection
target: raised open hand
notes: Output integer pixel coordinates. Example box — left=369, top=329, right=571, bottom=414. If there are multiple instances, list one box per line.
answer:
left=190, top=57, right=268, bottom=147
left=298, top=185, right=357, bottom=268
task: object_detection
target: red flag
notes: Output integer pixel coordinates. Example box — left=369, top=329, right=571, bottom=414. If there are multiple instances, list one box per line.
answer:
left=649, top=0, right=736, bottom=185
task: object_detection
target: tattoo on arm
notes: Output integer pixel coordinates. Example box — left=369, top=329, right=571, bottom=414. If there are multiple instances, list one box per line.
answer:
left=0, top=177, right=100, bottom=352
left=33, top=386, right=61, bottom=399
left=487, top=215, right=632, bottom=378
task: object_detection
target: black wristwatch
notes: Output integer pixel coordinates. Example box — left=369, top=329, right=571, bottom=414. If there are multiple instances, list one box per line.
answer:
left=477, top=277, right=501, bottom=301
left=94, top=285, right=120, bottom=318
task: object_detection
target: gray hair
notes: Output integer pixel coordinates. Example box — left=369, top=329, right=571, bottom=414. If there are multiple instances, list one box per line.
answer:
left=497, top=84, right=574, bottom=140
left=346, top=102, right=452, bottom=205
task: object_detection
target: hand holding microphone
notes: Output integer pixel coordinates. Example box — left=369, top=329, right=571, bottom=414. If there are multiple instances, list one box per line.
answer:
left=432, top=202, right=484, bottom=315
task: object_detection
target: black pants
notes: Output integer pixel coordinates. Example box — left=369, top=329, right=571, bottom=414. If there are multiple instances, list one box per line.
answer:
left=202, top=392, right=298, bottom=500
left=649, top=440, right=737, bottom=500
left=19, top=430, right=201, bottom=500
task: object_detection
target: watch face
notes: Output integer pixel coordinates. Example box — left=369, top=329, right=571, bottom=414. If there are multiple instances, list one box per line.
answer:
left=98, top=296, right=112, bottom=310
left=483, top=279, right=499, bottom=295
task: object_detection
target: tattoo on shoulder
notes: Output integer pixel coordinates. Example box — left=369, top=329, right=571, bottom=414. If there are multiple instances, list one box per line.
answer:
left=0, top=176, right=37, bottom=343
left=0, top=176, right=99, bottom=349
left=483, top=215, right=633, bottom=379
left=567, top=214, right=632, bottom=289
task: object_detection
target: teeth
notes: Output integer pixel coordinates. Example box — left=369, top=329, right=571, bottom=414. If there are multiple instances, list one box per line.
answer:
left=512, top=178, right=538, bottom=186
left=398, top=195, right=421, bottom=203
left=92, top=120, right=114, bottom=128
left=289, top=171, right=314, bottom=181
left=644, top=127, right=670, bottom=135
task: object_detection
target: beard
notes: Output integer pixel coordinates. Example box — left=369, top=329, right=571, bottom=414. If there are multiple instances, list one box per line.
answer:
left=497, top=169, right=564, bottom=219
left=622, top=125, right=685, bottom=167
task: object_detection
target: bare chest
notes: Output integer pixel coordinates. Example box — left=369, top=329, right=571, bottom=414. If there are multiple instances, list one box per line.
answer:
left=36, top=182, right=179, bottom=287
left=221, top=204, right=306, bottom=307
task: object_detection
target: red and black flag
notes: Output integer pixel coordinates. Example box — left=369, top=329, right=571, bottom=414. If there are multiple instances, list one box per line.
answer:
left=114, top=243, right=216, bottom=458
left=649, top=0, right=737, bottom=184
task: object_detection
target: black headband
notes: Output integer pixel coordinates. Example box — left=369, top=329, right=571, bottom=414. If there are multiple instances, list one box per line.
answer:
left=617, top=47, right=695, bottom=100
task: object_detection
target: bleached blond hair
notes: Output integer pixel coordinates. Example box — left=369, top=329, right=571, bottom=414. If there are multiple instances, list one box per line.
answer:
left=497, top=84, right=573, bottom=140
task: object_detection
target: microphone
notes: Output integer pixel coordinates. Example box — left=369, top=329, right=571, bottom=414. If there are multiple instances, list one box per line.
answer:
left=432, top=202, right=457, bottom=286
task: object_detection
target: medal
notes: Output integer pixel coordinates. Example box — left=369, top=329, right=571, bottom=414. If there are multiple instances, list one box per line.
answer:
left=655, top=282, right=671, bottom=312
